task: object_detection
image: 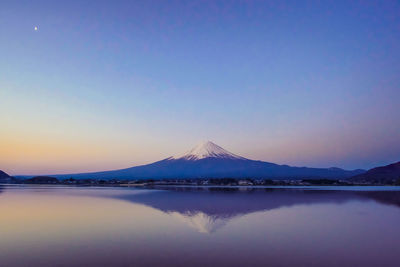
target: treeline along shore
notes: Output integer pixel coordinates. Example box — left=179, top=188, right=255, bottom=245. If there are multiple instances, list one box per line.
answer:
left=3, top=176, right=400, bottom=186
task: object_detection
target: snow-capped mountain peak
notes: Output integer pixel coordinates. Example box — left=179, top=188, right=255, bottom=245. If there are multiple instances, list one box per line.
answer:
left=172, top=141, right=245, bottom=160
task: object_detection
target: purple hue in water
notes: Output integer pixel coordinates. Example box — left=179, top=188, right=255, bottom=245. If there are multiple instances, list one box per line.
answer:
left=0, top=185, right=399, bottom=267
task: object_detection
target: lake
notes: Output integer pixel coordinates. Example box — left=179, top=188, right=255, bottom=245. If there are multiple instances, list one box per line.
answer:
left=1, top=185, right=399, bottom=267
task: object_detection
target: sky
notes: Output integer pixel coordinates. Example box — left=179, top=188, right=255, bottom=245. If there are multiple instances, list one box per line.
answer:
left=1, top=0, right=400, bottom=175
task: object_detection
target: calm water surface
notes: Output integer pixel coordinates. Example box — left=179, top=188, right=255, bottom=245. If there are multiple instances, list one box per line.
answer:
left=1, top=185, right=400, bottom=267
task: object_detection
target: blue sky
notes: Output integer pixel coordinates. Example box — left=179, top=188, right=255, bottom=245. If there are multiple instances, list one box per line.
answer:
left=1, top=0, right=400, bottom=174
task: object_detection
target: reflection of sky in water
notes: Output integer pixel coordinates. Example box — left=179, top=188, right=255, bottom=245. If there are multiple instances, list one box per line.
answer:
left=0, top=185, right=400, bottom=267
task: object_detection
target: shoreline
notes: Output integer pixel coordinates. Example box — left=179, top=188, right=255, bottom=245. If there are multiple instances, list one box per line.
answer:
left=2, top=183, right=400, bottom=192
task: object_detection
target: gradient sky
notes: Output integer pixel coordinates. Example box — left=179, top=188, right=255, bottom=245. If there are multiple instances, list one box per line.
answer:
left=1, top=0, right=400, bottom=175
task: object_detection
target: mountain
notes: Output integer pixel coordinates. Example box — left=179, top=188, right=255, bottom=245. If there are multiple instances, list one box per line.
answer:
left=53, top=141, right=364, bottom=180
left=0, top=170, right=13, bottom=183
left=171, top=141, right=245, bottom=160
left=350, top=161, right=400, bottom=183
left=0, top=170, right=10, bottom=179
left=0, top=170, right=9, bottom=178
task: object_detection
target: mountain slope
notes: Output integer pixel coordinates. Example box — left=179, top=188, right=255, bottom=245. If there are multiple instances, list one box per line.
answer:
left=350, top=161, right=400, bottom=183
left=0, top=170, right=10, bottom=179
left=0, top=170, right=13, bottom=183
left=53, top=141, right=364, bottom=180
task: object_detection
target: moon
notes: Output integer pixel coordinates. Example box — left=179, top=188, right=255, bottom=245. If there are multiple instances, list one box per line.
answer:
left=34, top=26, right=38, bottom=31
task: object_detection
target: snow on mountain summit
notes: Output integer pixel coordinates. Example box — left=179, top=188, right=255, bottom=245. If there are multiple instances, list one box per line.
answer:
left=172, top=141, right=245, bottom=160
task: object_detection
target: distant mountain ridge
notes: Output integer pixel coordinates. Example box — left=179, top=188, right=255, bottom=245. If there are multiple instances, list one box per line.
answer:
left=350, top=161, right=400, bottom=183
left=52, top=141, right=365, bottom=180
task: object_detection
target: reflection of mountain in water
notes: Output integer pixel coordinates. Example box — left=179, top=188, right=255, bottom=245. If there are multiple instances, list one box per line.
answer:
left=170, top=211, right=230, bottom=233
left=112, top=187, right=400, bottom=233
left=357, top=191, right=400, bottom=208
